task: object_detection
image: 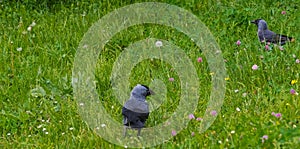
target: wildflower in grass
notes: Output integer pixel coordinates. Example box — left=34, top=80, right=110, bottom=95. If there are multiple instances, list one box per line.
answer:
left=279, top=46, right=284, bottom=51
left=155, top=40, right=163, bottom=47
left=7, top=133, right=11, bottom=136
left=271, top=112, right=275, bottom=116
left=236, top=107, right=241, bottom=112
left=242, top=92, right=247, bottom=97
left=69, top=127, right=74, bottom=130
left=62, top=132, right=65, bottom=135
left=196, top=117, right=203, bottom=121
left=31, top=21, right=36, bottom=27
left=210, top=110, right=217, bottom=116
left=209, top=72, right=214, bottom=76
left=262, top=135, right=268, bottom=143
left=42, top=128, right=46, bottom=131
left=169, top=77, right=174, bottom=82
left=275, top=113, right=282, bottom=118
left=225, top=77, right=230, bottom=81
left=234, top=89, right=239, bottom=93
left=292, top=54, right=297, bottom=58
left=17, top=47, right=22, bottom=52
left=27, top=26, right=32, bottom=31
left=231, top=130, right=235, bottom=134
left=252, top=64, right=258, bottom=70
left=260, top=55, right=264, bottom=59
left=171, top=130, right=176, bottom=136
left=291, top=80, right=297, bottom=85
left=79, top=102, right=84, bottom=106
left=197, top=57, right=203, bottom=63
left=101, top=124, right=106, bottom=127
left=281, top=11, right=286, bottom=15
left=191, top=132, right=195, bottom=137
left=296, top=59, right=300, bottom=64
left=290, top=89, right=296, bottom=95
left=188, top=114, right=195, bottom=120
left=265, top=45, right=269, bottom=50
left=45, top=132, right=49, bottom=135
left=218, top=140, right=222, bottom=144
left=83, top=44, right=88, bottom=49
left=236, top=40, right=241, bottom=46
left=272, top=112, right=282, bottom=118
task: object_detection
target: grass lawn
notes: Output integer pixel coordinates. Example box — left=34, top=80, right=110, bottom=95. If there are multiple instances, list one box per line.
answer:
left=1, top=0, right=300, bottom=148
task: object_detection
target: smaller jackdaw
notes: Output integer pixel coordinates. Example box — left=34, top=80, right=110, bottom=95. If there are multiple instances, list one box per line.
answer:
left=122, top=84, right=154, bottom=137
left=251, top=19, right=295, bottom=45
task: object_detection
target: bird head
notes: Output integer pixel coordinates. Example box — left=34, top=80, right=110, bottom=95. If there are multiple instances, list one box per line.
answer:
left=130, top=84, right=154, bottom=101
left=251, top=19, right=268, bottom=30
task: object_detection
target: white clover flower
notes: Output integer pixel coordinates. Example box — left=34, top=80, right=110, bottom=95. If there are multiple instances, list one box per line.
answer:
left=17, top=47, right=22, bottom=52
left=155, top=40, right=163, bottom=47
left=27, top=26, right=32, bottom=31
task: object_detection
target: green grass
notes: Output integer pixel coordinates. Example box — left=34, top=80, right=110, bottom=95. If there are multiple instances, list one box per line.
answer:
left=1, top=0, right=300, bottom=148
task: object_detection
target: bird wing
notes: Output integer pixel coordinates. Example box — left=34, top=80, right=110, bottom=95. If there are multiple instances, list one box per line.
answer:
left=262, top=30, right=293, bottom=45
left=260, top=29, right=277, bottom=43
left=122, top=107, right=149, bottom=128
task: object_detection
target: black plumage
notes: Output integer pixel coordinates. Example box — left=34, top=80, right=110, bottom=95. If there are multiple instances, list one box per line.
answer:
left=251, top=19, right=295, bottom=45
left=122, top=84, right=154, bottom=137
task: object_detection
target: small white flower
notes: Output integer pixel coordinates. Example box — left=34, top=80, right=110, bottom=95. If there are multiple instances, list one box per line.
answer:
left=41, top=119, right=45, bottom=122
left=37, top=125, right=43, bottom=129
left=226, top=138, right=229, bottom=142
left=96, top=127, right=100, bottom=130
left=242, top=93, right=247, bottom=97
left=234, top=89, right=239, bottom=93
left=292, top=54, right=296, bottom=58
left=155, top=40, right=163, bottom=47
left=62, top=132, right=65, bottom=135
left=17, top=47, right=22, bottom=52
left=231, top=130, right=235, bottom=134
left=101, top=124, right=106, bottom=127
left=7, top=133, right=11, bottom=136
left=42, top=128, right=46, bottom=131
left=59, top=120, right=62, bottom=123
left=111, top=105, right=114, bottom=109
left=30, top=21, right=36, bottom=27
left=83, top=44, right=88, bottom=49
left=236, top=107, right=241, bottom=112
left=69, top=127, right=74, bottom=130
left=218, top=140, right=222, bottom=144
left=124, top=145, right=128, bottom=148
left=45, top=132, right=49, bottom=135
left=28, top=135, right=32, bottom=137
left=27, top=26, right=32, bottom=31
left=79, top=103, right=84, bottom=106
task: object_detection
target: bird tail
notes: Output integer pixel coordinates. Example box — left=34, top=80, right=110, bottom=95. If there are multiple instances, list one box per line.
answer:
left=281, top=34, right=295, bottom=42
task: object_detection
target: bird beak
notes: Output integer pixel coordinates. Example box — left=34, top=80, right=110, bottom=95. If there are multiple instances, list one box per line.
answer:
left=149, top=89, right=155, bottom=95
left=250, top=20, right=256, bottom=24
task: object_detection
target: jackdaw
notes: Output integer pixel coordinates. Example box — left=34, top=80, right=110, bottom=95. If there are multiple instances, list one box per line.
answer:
left=122, top=84, right=154, bottom=137
left=251, top=19, right=295, bottom=45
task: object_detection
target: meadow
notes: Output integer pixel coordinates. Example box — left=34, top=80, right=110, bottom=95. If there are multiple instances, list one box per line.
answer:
left=1, top=0, right=300, bottom=148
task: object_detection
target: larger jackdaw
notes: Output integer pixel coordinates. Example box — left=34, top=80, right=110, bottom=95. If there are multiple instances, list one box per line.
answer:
left=251, top=19, right=295, bottom=45
left=122, top=84, right=154, bottom=137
